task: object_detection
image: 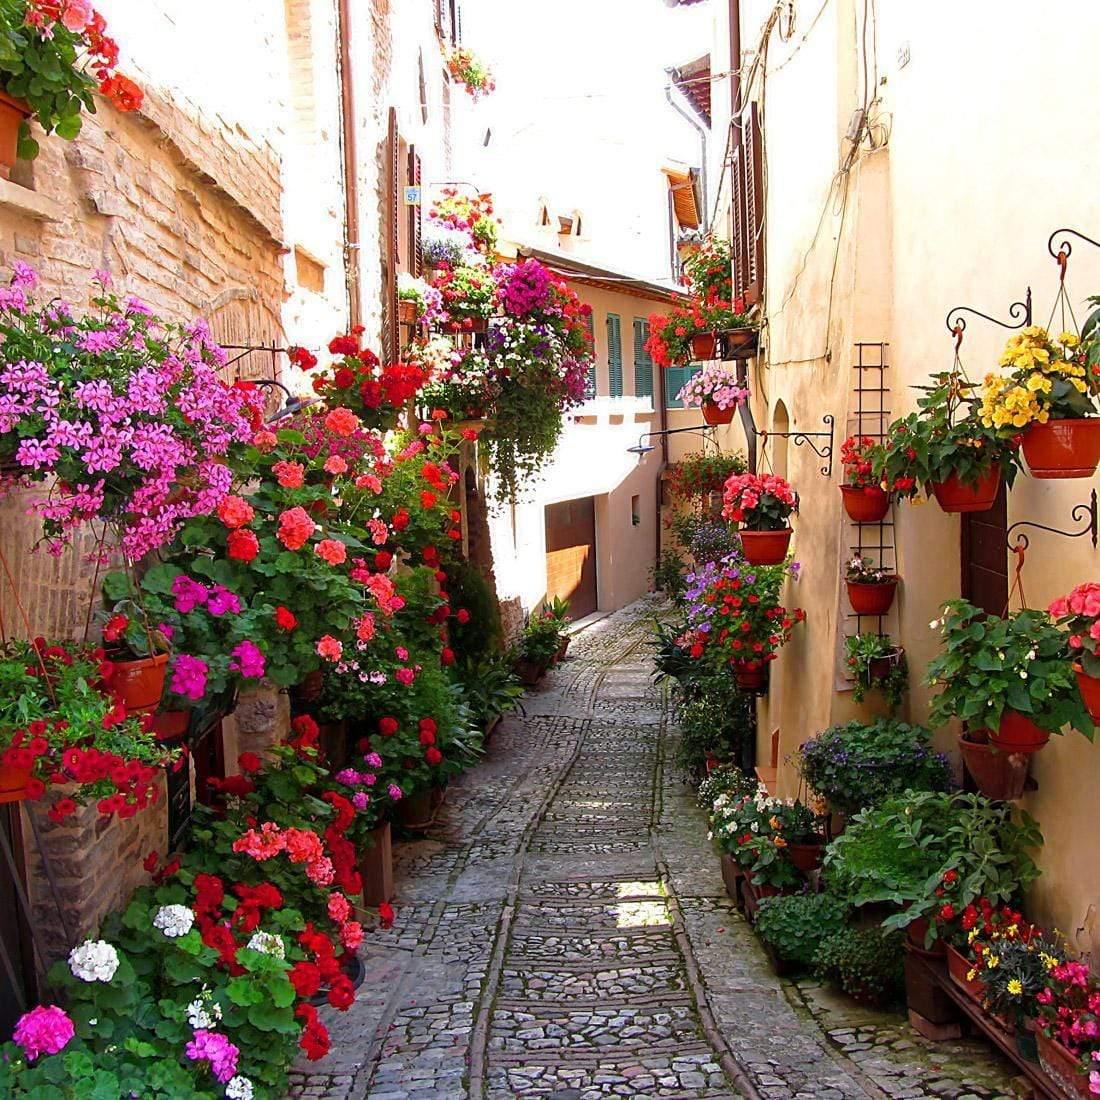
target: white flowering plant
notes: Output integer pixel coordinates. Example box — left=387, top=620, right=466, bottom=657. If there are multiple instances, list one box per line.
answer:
left=152, top=903, right=195, bottom=939
left=68, top=939, right=120, bottom=984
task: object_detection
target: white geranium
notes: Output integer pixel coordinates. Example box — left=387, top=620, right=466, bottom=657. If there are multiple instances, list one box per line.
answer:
left=245, top=931, right=285, bottom=958
left=186, top=993, right=223, bottom=1030
left=68, top=939, right=120, bottom=983
left=152, top=904, right=194, bottom=939
left=225, top=1076, right=254, bottom=1100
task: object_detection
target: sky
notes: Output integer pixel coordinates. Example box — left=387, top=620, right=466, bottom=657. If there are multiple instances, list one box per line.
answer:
left=451, top=0, right=712, bottom=278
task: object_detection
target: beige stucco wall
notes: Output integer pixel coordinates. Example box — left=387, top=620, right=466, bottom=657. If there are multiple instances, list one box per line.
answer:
left=704, top=0, right=1100, bottom=946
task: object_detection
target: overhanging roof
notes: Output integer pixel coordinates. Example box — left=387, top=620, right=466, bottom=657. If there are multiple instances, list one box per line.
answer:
left=515, top=246, right=689, bottom=305
left=669, top=54, right=711, bottom=127
left=663, top=166, right=701, bottom=230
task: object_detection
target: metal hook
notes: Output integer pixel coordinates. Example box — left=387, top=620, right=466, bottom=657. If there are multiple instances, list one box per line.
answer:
left=1006, top=489, right=1098, bottom=551
left=944, top=290, right=1033, bottom=338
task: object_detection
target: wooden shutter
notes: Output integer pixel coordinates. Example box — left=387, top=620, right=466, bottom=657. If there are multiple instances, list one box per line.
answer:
left=407, top=146, right=422, bottom=277
left=633, top=318, right=653, bottom=400
left=730, top=143, right=748, bottom=301
left=384, top=107, right=400, bottom=362
left=606, top=313, right=623, bottom=397
left=741, top=102, right=764, bottom=305
left=583, top=312, right=596, bottom=398
left=666, top=365, right=701, bottom=409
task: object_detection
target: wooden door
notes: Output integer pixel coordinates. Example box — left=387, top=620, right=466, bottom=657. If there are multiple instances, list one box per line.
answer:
left=961, top=482, right=1008, bottom=614
left=545, top=498, right=597, bottom=619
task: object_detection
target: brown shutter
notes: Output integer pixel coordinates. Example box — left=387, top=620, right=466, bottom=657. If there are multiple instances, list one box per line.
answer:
left=729, top=142, right=747, bottom=301
left=434, top=0, right=444, bottom=35
left=742, top=102, right=764, bottom=306
left=408, top=146, right=422, bottom=277
left=439, top=0, right=452, bottom=44
left=385, top=107, right=400, bottom=362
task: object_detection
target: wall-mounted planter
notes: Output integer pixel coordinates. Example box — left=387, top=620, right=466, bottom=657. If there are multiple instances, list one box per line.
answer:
left=691, top=333, right=717, bottom=360
left=1074, top=663, right=1100, bottom=723
left=990, top=710, right=1050, bottom=754
left=733, top=660, right=767, bottom=693
left=738, top=527, right=791, bottom=565
left=719, top=327, right=758, bottom=359
left=930, top=469, right=1002, bottom=513
left=1022, top=418, right=1100, bottom=479
left=840, top=484, right=891, bottom=523
left=847, top=577, right=898, bottom=615
left=959, top=733, right=1029, bottom=801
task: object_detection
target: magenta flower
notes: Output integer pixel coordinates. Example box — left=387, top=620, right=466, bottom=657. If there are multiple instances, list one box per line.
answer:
left=172, top=575, right=209, bottom=614
left=170, top=654, right=209, bottom=701
left=206, top=585, right=242, bottom=617
left=229, top=641, right=265, bottom=679
left=185, top=1029, right=240, bottom=1084
left=13, top=1005, right=74, bottom=1061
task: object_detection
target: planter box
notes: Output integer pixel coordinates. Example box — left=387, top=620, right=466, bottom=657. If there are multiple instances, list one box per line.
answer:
left=396, top=787, right=433, bottom=830
left=945, top=943, right=986, bottom=1003
left=1037, top=1031, right=1092, bottom=1097
left=360, top=822, right=393, bottom=907
left=719, top=853, right=744, bottom=907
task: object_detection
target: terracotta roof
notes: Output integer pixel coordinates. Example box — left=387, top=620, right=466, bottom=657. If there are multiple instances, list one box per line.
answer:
left=514, top=246, right=688, bottom=305
left=663, top=166, right=701, bottom=229
left=669, top=54, right=711, bottom=127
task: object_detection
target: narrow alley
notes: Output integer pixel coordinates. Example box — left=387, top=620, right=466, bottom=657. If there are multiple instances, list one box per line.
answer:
left=288, top=602, right=1017, bottom=1100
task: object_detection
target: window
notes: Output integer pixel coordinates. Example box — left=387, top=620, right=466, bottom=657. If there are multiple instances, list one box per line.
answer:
left=606, top=314, right=623, bottom=397
left=665, top=365, right=701, bottom=409
left=631, top=494, right=641, bottom=527
left=633, top=318, right=654, bottom=401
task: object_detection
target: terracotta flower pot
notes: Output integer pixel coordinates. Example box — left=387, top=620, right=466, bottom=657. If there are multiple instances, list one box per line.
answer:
left=0, top=760, right=32, bottom=804
left=398, top=299, right=419, bottom=324
left=555, top=636, right=571, bottom=662
left=738, top=526, right=792, bottom=565
left=396, top=787, right=433, bottom=830
left=930, top=468, right=1001, bottom=513
left=990, top=710, right=1050, bottom=755
left=847, top=578, right=898, bottom=615
left=109, top=652, right=170, bottom=715
left=360, top=822, right=393, bottom=907
left=719, top=327, right=758, bottom=359
left=945, top=943, right=986, bottom=1002
left=868, top=647, right=904, bottom=681
left=1037, top=1030, right=1092, bottom=1097
left=691, top=332, right=717, bottom=360
left=840, top=484, right=891, bottom=523
left=515, top=659, right=546, bottom=686
left=1022, top=418, right=1100, bottom=479
left=906, top=916, right=945, bottom=957
left=787, top=839, right=825, bottom=875
left=1074, top=663, right=1100, bottom=723
left=958, top=733, right=1029, bottom=800
left=701, top=400, right=735, bottom=426
left=0, top=91, right=31, bottom=180
left=152, top=710, right=189, bottom=742
left=733, top=661, right=767, bottom=693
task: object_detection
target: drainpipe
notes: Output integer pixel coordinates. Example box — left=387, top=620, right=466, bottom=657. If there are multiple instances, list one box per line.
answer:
left=664, top=77, right=708, bottom=233
left=337, top=0, right=362, bottom=330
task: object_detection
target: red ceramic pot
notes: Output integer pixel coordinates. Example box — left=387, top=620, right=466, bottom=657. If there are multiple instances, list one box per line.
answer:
left=990, top=710, right=1050, bottom=754
left=1022, top=418, right=1100, bottom=479
left=0, top=760, right=31, bottom=804
left=868, top=647, right=904, bottom=681
left=738, top=527, right=792, bottom=565
left=691, top=332, right=717, bottom=360
left=930, top=468, right=1001, bottom=513
left=840, top=484, right=891, bottom=523
left=152, top=710, right=189, bottom=742
left=945, top=944, right=986, bottom=1002
left=0, top=91, right=30, bottom=180
left=959, top=733, right=1029, bottom=800
left=109, top=652, right=170, bottom=715
left=906, top=916, right=945, bottom=957
left=787, top=840, right=825, bottom=875
left=1075, top=663, right=1100, bottom=724
left=1037, top=1030, right=1092, bottom=1097
left=702, top=400, right=735, bottom=426
left=733, top=661, right=767, bottom=692
left=847, top=578, right=898, bottom=615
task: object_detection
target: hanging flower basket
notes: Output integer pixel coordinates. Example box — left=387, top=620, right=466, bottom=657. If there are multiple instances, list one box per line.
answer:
left=958, top=732, right=1029, bottom=801
left=847, top=577, right=898, bottom=616
left=691, top=332, right=717, bottom=360
left=1021, top=418, right=1100, bottom=479
left=990, top=709, right=1050, bottom=754
left=733, top=660, right=768, bottom=693
left=719, top=327, right=758, bottom=359
left=945, top=943, right=986, bottom=1003
left=397, top=299, right=419, bottom=325
left=1074, top=663, right=1100, bottom=723
left=702, top=400, right=736, bottom=426
left=0, top=759, right=32, bottom=804
left=0, top=91, right=30, bottom=180
left=738, top=527, right=792, bottom=565
left=840, top=484, right=890, bottom=523
left=108, top=652, right=170, bottom=715
left=930, top=468, right=1002, bottom=513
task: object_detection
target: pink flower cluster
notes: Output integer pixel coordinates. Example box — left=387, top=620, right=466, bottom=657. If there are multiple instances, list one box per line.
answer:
left=721, top=473, right=797, bottom=526
left=1049, top=582, right=1100, bottom=649
left=185, top=1029, right=240, bottom=1084
left=676, top=362, right=749, bottom=411
left=13, top=1004, right=74, bottom=1061
left=232, top=823, right=334, bottom=886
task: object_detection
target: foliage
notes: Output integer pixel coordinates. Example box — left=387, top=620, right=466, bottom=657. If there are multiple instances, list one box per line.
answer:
left=674, top=674, right=755, bottom=774
left=452, top=655, right=524, bottom=728
left=428, top=190, right=499, bottom=256
left=671, top=513, right=740, bottom=567
left=842, top=635, right=908, bottom=710
left=445, top=45, right=495, bottom=99
left=1037, top=956, right=1100, bottom=1063
left=721, top=473, right=796, bottom=531
left=518, top=612, right=562, bottom=667
left=755, top=892, right=850, bottom=968
left=680, top=238, right=754, bottom=333
left=667, top=451, right=747, bottom=499
left=980, top=932, right=1063, bottom=1024
left=1048, top=582, right=1100, bottom=678
left=844, top=553, right=894, bottom=585
left=926, top=599, right=1093, bottom=739
left=442, top=557, right=503, bottom=660
left=697, top=763, right=759, bottom=810
left=874, top=371, right=1020, bottom=496
left=651, top=550, right=687, bottom=599
left=796, top=718, right=951, bottom=818
left=434, top=263, right=498, bottom=327
left=814, top=927, right=905, bottom=1004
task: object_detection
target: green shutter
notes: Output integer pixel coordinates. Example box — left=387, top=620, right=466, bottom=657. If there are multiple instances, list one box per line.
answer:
left=583, top=312, right=596, bottom=398
left=607, top=313, right=623, bottom=397
left=633, top=318, right=654, bottom=400
left=665, top=365, right=701, bottom=409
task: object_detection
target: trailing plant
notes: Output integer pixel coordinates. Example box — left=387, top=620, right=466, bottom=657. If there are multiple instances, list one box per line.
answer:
left=666, top=451, right=747, bottom=499
left=814, top=927, right=905, bottom=1004
left=755, top=892, right=850, bottom=968
left=927, top=599, right=1093, bottom=739
left=843, top=634, right=908, bottom=710
left=428, top=189, right=499, bottom=256
left=671, top=514, right=740, bottom=566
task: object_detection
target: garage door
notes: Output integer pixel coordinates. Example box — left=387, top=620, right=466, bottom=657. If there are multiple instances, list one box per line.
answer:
left=545, top=497, right=598, bottom=619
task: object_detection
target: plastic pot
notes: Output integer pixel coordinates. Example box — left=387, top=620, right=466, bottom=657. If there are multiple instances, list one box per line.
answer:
left=868, top=647, right=905, bottom=681
left=733, top=661, right=767, bottom=693
left=109, top=652, right=170, bottom=714
left=152, top=710, right=189, bottom=742
left=1022, top=418, right=1100, bottom=479
left=702, top=400, right=735, bottom=426
left=1037, top=1030, right=1093, bottom=1097
left=930, top=468, right=1001, bottom=513
left=959, top=733, right=1029, bottom=800
left=691, top=332, right=717, bottom=360
left=846, top=577, right=898, bottom=615
left=738, top=527, right=792, bottom=565
left=787, top=839, right=825, bottom=875
left=0, top=91, right=30, bottom=180
left=945, top=943, right=986, bottom=1002
left=990, top=710, right=1050, bottom=754
left=0, top=760, right=31, bottom=804
left=1075, top=663, right=1100, bottom=724
left=840, top=484, right=890, bottom=523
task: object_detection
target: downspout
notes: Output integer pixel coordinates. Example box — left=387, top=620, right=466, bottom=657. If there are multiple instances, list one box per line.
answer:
left=664, top=78, right=708, bottom=232
left=655, top=309, right=670, bottom=573
left=337, top=0, right=362, bottom=330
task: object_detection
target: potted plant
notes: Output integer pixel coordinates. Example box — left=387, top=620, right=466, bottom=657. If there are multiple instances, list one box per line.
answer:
left=673, top=362, right=749, bottom=425
left=772, top=800, right=828, bottom=873
left=1036, top=957, right=1100, bottom=1097
left=645, top=307, right=699, bottom=368
left=875, top=371, right=1020, bottom=513
left=814, top=927, right=905, bottom=1006
left=980, top=327, right=1100, bottom=479
left=515, top=614, right=561, bottom=685
left=433, top=263, right=498, bottom=333
left=721, top=472, right=797, bottom=564
left=845, top=554, right=899, bottom=616
left=839, top=435, right=891, bottom=522
left=445, top=46, right=495, bottom=100
left=682, top=239, right=758, bottom=358
left=843, top=633, right=908, bottom=710
left=397, top=274, right=442, bottom=326
left=1048, top=582, right=1100, bottom=722
left=541, top=596, right=572, bottom=662
left=979, top=931, right=1060, bottom=1060
left=95, top=606, right=171, bottom=718
left=927, top=600, right=1094, bottom=797
left=796, top=718, right=952, bottom=819
left=0, top=5, right=141, bottom=176
left=754, top=892, right=849, bottom=973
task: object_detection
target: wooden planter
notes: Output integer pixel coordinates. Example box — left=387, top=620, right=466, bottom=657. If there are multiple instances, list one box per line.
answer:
left=930, top=468, right=1001, bottom=513
left=840, top=484, right=891, bottom=523
left=847, top=577, right=898, bottom=615
left=396, top=787, right=433, bottom=830
left=738, top=527, right=792, bottom=565
left=360, top=822, right=393, bottom=907
left=959, top=733, right=1029, bottom=801
left=109, top=652, right=170, bottom=715
left=1022, top=418, right=1100, bottom=479
left=719, top=853, right=744, bottom=906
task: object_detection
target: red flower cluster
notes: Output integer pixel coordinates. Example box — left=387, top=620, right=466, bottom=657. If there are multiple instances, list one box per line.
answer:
left=840, top=435, right=882, bottom=491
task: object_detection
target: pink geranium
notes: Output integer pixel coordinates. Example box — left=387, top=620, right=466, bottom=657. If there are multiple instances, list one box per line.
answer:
left=13, top=1005, right=74, bottom=1060
left=721, top=473, right=797, bottom=531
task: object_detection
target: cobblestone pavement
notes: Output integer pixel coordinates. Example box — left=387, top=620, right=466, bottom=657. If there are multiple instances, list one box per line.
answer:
left=288, top=599, right=1020, bottom=1099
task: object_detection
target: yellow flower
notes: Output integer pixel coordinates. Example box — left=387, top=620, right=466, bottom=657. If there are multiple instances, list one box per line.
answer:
left=1060, top=332, right=1079, bottom=348
left=986, top=954, right=1000, bottom=968
left=1041, top=953, right=1058, bottom=971
left=967, top=968, right=978, bottom=981
left=1007, top=979, right=1023, bottom=996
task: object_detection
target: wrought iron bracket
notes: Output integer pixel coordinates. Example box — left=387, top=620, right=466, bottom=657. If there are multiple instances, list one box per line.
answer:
left=945, top=289, right=1033, bottom=346
left=1006, top=489, right=1098, bottom=551
left=1048, top=227, right=1100, bottom=264
left=764, top=415, right=835, bottom=477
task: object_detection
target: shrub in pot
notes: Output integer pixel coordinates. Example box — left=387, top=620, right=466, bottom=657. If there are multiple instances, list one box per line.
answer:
left=980, top=932, right=1065, bottom=1060
left=796, top=718, right=952, bottom=819
left=843, top=633, right=908, bottom=712
left=844, top=554, right=899, bottom=616
left=814, top=926, right=905, bottom=1005
left=980, top=326, right=1100, bottom=479
left=839, top=435, right=890, bottom=522
left=875, top=371, right=1020, bottom=513
left=755, top=892, right=850, bottom=969
left=721, top=473, right=797, bottom=565
left=1048, top=582, right=1100, bottom=723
